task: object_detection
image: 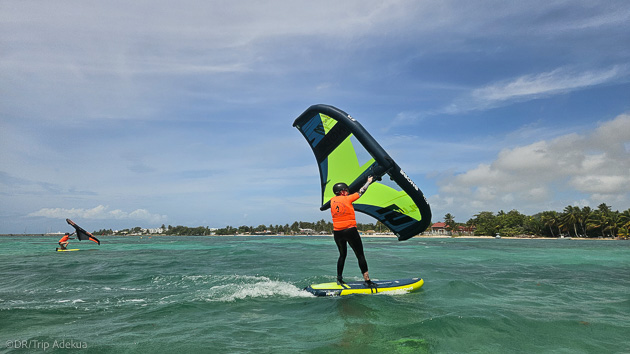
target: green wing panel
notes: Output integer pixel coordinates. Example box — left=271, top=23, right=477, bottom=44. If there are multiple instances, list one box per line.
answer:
left=293, top=105, right=431, bottom=240
left=357, top=183, right=421, bottom=222
left=324, top=114, right=375, bottom=202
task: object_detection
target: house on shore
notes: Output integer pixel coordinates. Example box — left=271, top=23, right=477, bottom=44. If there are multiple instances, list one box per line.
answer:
left=429, top=222, right=476, bottom=236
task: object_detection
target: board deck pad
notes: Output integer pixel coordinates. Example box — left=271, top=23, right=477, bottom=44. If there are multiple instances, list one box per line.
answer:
left=304, top=277, right=423, bottom=296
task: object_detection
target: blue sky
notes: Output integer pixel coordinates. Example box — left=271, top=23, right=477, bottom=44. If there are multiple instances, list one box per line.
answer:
left=1, top=0, right=629, bottom=233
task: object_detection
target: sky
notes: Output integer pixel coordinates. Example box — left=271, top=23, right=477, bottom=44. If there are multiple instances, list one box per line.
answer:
left=1, top=0, right=630, bottom=234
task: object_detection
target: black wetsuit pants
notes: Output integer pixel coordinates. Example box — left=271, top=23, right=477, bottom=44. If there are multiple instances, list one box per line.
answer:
left=334, top=227, right=368, bottom=278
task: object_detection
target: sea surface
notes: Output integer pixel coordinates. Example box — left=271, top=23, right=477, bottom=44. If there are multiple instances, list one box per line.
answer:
left=1, top=236, right=629, bottom=353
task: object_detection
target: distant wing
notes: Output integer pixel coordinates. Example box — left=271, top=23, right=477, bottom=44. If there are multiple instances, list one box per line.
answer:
left=293, top=104, right=431, bottom=241
left=66, top=219, right=100, bottom=245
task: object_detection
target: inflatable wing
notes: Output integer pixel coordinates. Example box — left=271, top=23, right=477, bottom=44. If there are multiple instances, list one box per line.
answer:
left=293, top=104, right=431, bottom=241
left=66, top=219, right=100, bottom=245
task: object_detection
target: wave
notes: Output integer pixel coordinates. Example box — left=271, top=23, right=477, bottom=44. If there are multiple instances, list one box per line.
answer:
left=199, top=275, right=314, bottom=302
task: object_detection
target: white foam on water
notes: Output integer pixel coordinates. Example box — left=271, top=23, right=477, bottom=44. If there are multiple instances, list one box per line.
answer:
left=149, top=274, right=317, bottom=302
left=375, top=288, right=411, bottom=296
left=152, top=274, right=217, bottom=288
left=202, top=275, right=314, bottom=302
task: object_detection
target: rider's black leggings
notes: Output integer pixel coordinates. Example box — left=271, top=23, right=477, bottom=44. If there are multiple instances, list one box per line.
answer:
left=333, top=227, right=368, bottom=278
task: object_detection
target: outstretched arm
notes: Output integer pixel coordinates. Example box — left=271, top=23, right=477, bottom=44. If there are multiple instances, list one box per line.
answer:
left=358, top=176, right=374, bottom=196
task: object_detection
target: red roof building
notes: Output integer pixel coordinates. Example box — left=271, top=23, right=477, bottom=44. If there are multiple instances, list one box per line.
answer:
left=431, top=222, right=448, bottom=234
left=430, top=222, right=476, bottom=235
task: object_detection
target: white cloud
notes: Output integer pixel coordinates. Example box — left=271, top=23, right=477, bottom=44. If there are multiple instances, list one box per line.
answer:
left=447, top=66, right=628, bottom=114
left=390, top=65, right=629, bottom=129
left=28, top=205, right=167, bottom=224
left=2, top=1, right=630, bottom=233
left=433, top=113, right=630, bottom=218
left=570, top=175, right=629, bottom=195
left=472, top=66, right=624, bottom=103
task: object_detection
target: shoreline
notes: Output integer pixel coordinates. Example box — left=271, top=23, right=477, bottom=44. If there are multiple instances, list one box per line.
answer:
left=0, top=234, right=621, bottom=240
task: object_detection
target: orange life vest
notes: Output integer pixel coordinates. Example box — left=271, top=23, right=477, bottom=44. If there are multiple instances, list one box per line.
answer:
left=330, top=193, right=361, bottom=231
left=59, top=234, right=70, bottom=243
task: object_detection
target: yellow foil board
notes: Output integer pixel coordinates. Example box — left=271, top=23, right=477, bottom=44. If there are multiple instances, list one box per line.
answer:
left=305, top=277, right=424, bottom=296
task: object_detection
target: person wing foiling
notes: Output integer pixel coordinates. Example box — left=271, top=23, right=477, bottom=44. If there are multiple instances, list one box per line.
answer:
left=58, top=232, right=75, bottom=250
left=330, top=176, right=376, bottom=287
left=292, top=104, right=432, bottom=241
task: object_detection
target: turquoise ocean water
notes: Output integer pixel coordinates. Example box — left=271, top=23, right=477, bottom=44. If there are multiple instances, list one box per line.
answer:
left=1, top=236, right=629, bottom=353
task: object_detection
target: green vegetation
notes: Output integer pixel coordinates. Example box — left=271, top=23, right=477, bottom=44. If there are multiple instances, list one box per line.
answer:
left=92, top=203, right=630, bottom=239
left=455, top=203, right=629, bottom=239
left=93, top=220, right=387, bottom=236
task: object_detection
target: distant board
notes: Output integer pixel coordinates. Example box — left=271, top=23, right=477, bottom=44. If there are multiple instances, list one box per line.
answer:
left=56, top=248, right=80, bottom=252
left=304, top=277, right=424, bottom=296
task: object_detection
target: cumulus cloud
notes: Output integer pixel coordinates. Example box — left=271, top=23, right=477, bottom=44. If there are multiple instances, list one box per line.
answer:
left=28, top=205, right=167, bottom=224
left=433, top=113, right=630, bottom=217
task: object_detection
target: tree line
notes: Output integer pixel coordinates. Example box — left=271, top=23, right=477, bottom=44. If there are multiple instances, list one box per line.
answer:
left=452, top=203, right=629, bottom=238
left=92, top=203, right=629, bottom=239
left=94, top=220, right=387, bottom=236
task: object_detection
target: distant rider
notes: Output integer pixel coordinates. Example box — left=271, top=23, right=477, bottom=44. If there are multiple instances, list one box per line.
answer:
left=58, top=232, right=75, bottom=250
left=330, top=176, right=376, bottom=287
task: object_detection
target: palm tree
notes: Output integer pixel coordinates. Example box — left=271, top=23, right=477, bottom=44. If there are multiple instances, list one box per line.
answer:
left=579, top=206, right=593, bottom=237
left=444, top=213, right=456, bottom=235
left=586, top=211, right=607, bottom=238
left=465, top=219, right=476, bottom=236
left=619, top=209, right=630, bottom=239
left=541, top=211, right=559, bottom=237
left=606, top=212, right=620, bottom=238
left=598, top=203, right=612, bottom=214
left=561, top=206, right=580, bottom=237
